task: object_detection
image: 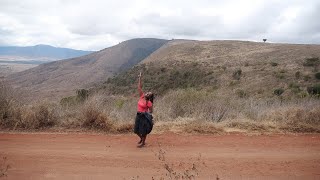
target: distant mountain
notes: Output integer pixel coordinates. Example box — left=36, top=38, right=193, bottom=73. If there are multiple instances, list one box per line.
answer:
left=7, top=38, right=168, bottom=101
left=0, top=44, right=94, bottom=60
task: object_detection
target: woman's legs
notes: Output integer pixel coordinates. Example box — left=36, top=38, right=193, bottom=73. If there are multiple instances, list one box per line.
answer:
left=141, top=135, right=147, bottom=145
left=137, top=134, right=142, bottom=144
left=137, top=135, right=147, bottom=147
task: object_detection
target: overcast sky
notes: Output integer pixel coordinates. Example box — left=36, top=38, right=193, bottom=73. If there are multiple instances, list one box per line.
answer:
left=0, top=0, right=319, bottom=51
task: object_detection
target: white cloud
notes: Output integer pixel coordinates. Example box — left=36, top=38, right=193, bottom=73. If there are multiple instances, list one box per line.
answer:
left=0, top=0, right=319, bottom=50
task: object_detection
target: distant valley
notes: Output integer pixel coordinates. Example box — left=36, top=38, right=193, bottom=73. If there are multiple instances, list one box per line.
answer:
left=0, top=44, right=94, bottom=76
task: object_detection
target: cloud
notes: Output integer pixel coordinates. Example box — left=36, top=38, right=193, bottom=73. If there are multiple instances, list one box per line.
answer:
left=0, top=0, right=319, bottom=50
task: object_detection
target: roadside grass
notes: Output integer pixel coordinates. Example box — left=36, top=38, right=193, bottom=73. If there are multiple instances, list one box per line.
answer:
left=1, top=80, right=320, bottom=134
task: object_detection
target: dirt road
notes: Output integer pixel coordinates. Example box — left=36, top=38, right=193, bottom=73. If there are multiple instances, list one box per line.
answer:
left=0, top=132, right=319, bottom=179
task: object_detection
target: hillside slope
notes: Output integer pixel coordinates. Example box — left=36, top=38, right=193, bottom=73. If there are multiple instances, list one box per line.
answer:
left=104, top=40, right=320, bottom=98
left=7, top=38, right=168, bottom=100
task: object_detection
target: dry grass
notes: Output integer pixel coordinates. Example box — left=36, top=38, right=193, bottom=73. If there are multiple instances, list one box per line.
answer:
left=1, top=81, right=319, bottom=134
left=0, top=156, right=10, bottom=178
left=152, top=146, right=209, bottom=180
left=183, top=121, right=224, bottom=134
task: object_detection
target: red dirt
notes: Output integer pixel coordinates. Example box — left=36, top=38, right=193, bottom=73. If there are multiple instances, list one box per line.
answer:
left=0, top=132, right=319, bottom=180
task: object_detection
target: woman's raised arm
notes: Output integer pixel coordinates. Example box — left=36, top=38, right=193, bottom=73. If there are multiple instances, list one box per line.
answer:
left=138, top=72, right=143, bottom=97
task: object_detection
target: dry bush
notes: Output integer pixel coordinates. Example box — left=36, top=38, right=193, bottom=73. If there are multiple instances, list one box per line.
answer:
left=154, top=89, right=320, bottom=133
left=74, top=94, right=135, bottom=133
left=15, top=102, right=58, bottom=129
left=154, top=89, right=230, bottom=122
left=183, top=121, right=224, bottom=134
left=262, top=105, right=320, bottom=133
left=0, top=80, right=19, bottom=128
left=0, top=81, right=59, bottom=130
left=2, top=85, right=319, bottom=133
left=114, top=122, right=134, bottom=133
left=79, top=97, right=115, bottom=131
left=224, top=120, right=277, bottom=132
left=62, top=90, right=319, bottom=134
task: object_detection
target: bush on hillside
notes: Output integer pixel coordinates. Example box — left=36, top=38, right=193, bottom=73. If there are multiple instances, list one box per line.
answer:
left=295, top=71, right=301, bottom=79
left=270, top=62, right=278, bottom=67
left=274, top=88, right=284, bottom=96
left=303, top=57, right=319, bottom=67
left=77, top=89, right=89, bottom=101
left=105, top=62, right=216, bottom=95
left=289, top=83, right=301, bottom=94
left=304, top=75, right=311, bottom=81
left=0, top=81, right=19, bottom=128
left=232, top=69, right=242, bottom=80
left=60, top=89, right=90, bottom=107
left=236, top=89, right=248, bottom=98
left=315, top=72, right=320, bottom=80
left=307, top=84, right=320, bottom=96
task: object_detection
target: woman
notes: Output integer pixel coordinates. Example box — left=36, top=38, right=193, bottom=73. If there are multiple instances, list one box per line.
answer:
left=134, top=72, right=154, bottom=148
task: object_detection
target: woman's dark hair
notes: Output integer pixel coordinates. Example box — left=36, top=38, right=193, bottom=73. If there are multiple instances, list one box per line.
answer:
left=146, top=93, right=154, bottom=103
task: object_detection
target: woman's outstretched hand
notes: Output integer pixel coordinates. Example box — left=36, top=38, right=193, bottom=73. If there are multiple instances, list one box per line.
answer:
left=138, top=72, right=143, bottom=96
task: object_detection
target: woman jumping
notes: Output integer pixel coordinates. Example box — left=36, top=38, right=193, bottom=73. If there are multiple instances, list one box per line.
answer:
left=134, top=72, right=154, bottom=148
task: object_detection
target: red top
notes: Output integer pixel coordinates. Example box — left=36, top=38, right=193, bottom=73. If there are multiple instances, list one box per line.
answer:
left=137, top=95, right=152, bottom=112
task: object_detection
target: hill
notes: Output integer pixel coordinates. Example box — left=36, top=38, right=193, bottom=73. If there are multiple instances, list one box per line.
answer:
left=7, top=38, right=168, bottom=100
left=103, top=40, right=320, bottom=98
left=0, top=44, right=94, bottom=60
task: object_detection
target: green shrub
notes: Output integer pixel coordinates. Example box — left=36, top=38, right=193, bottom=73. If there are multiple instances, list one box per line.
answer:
left=232, top=69, right=242, bottom=80
left=77, top=89, right=89, bottom=101
left=274, top=88, right=285, bottom=96
left=270, top=62, right=278, bottom=66
left=303, top=57, right=319, bottom=67
left=105, top=62, right=216, bottom=95
left=236, top=89, right=248, bottom=98
left=307, top=84, right=320, bottom=96
left=291, top=88, right=301, bottom=94
left=315, top=72, right=320, bottom=80
left=289, top=83, right=301, bottom=94
left=60, top=96, right=78, bottom=106
left=229, top=80, right=239, bottom=87
left=115, top=99, right=125, bottom=109
left=298, top=92, right=308, bottom=98
left=289, top=83, right=299, bottom=89
left=304, top=75, right=311, bottom=81
left=274, top=72, right=285, bottom=79
left=295, top=71, right=301, bottom=79
left=279, top=69, right=286, bottom=73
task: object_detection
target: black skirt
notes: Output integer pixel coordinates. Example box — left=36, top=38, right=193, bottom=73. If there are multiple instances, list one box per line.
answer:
left=134, top=112, right=153, bottom=136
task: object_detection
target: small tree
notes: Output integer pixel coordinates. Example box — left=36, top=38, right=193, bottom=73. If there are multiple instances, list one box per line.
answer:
left=263, top=39, right=267, bottom=43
